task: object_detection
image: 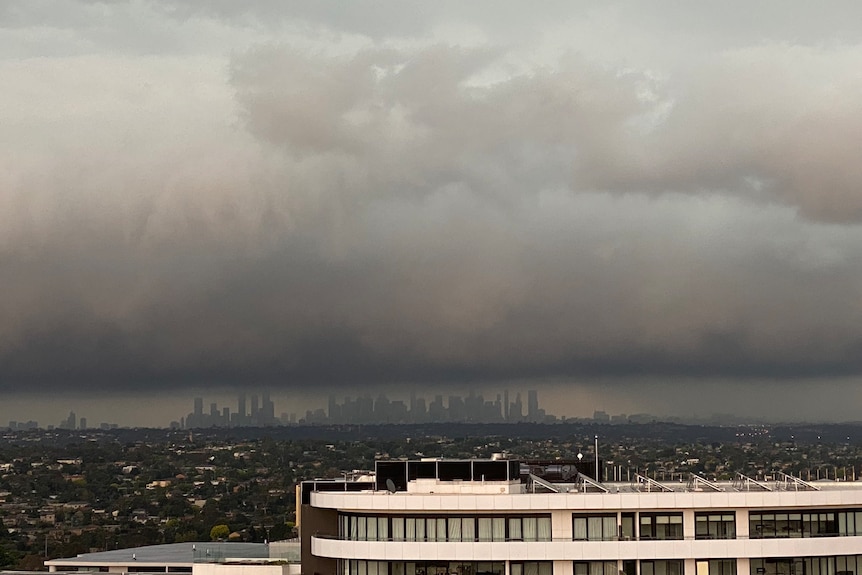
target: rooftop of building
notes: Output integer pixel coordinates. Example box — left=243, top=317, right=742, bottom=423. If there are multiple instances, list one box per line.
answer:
left=44, top=541, right=296, bottom=568
left=301, top=457, right=862, bottom=500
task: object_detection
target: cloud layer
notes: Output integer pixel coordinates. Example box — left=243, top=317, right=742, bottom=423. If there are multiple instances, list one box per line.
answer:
left=3, top=1, right=862, bottom=393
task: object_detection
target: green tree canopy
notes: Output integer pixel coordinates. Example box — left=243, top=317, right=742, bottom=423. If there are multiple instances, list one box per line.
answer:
left=209, top=524, right=230, bottom=541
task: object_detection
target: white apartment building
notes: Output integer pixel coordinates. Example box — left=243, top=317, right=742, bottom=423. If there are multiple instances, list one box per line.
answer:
left=300, top=459, right=862, bottom=575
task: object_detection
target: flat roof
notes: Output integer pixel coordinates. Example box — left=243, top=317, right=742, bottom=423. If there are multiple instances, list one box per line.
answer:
left=46, top=542, right=269, bottom=567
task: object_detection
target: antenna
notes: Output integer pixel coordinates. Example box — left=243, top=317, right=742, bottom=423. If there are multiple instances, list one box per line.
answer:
left=386, top=478, right=397, bottom=493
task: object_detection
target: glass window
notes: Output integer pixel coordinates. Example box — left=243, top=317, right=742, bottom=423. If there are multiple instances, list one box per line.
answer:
left=640, top=561, right=682, bottom=575
left=426, top=518, right=437, bottom=542
left=523, top=517, right=538, bottom=542
left=512, top=563, right=552, bottom=575
left=449, top=518, right=462, bottom=542
left=492, top=517, right=505, bottom=541
left=478, top=518, right=492, bottom=542
left=695, top=512, right=736, bottom=539
left=573, top=514, right=617, bottom=541
left=640, top=514, right=683, bottom=540
left=510, top=517, right=523, bottom=541
left=462, top=517, right=475, bottom=541
left=751, top=509, right=856, bottom=538
left=574, top=562, right=617, bottom=575
left=392, top=517, right=404, bottom=541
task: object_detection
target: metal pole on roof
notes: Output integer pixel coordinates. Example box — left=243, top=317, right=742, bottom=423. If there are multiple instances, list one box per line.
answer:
left=595, top=435, right=599, bottom=482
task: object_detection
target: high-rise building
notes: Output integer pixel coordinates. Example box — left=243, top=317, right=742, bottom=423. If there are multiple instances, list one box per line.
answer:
left=251, top=394, right=259, bottom=420
left=528, top=389, right=539, bottom=421
left=300, top=458, right=862, bottom=575
left=238, top=394, right=247, bottom=423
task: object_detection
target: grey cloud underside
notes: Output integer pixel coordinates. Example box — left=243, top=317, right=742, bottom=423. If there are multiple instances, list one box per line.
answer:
left=4, top=4, right=862, bottom=391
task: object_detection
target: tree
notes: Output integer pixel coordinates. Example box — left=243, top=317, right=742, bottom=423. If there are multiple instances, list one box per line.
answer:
left=210, top=524, right=230, bottom=541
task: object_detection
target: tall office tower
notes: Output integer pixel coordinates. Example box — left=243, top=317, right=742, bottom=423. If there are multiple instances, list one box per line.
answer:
left=358, top=396, right=374, bottom=423
left=448, top=395, right=464, bottom=421
left=238, top=393, right=247, bottom=424
left=68, top=411, right=77, bottom=430
left=251, top=394, right=259, bottom=420
left=428, top=395, right=444, bottom=421
left=222, top=407, right=230, bottom=425
left=503, top=389, right=509, bottom=421
left=375, top=394, right=392, bottom=423
left=413, top=397, right=427, bottom=423
left=194, top=397, right=203, bottom=416
left=79, top=417, right=87, bottom=430
left=409, top=389, right=417, bottom=415
left=528, top=389, right=539, bottom=422
left=261, top=392, right=275, bottom=425
left=511, top=393, right=523, bottom=421
left=210, top=403, right=218, bottom=417
left=341, top=397, right=358, bottom=422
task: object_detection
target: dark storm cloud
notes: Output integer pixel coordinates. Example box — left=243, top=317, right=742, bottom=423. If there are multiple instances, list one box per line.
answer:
left=4, top=2, right=862, bottom=393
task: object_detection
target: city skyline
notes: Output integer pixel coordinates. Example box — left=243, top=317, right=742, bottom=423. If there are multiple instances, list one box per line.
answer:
left=7, top=381, right=862, bottom=430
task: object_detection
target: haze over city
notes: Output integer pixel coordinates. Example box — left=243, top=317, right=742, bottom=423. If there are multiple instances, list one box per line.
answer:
left=4, top=2, right=862, bottom=425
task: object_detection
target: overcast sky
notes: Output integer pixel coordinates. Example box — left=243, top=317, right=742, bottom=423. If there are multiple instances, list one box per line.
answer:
left=4, top=1, right=862, bottom=426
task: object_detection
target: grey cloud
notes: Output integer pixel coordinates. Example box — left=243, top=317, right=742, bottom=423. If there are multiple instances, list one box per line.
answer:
left=4, top=6, right=862, bottom=394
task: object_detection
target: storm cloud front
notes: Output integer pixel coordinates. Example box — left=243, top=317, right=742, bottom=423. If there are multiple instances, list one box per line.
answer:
left=3, top=1, right=862, bottom=421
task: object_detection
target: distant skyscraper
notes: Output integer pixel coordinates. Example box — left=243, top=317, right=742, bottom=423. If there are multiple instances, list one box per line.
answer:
left=511, top=393, right=523, bottom=421
left=528, top=389, right=539, bottom=421
left=238, top=393, right=247, bottom=422
left=194, top=397, right=203, bottom=416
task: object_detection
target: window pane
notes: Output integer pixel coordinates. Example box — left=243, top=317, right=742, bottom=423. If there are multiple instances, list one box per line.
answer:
left=478, top=518, right=491, bottom=542
left=539, top=517, right=552, bottom=541
left=448, top=518, right=461, bottom=542
left=523, top=517, right=538, bottom=542
left=392, top=518, right=404, bottom=541
left=509, top=518, right=523, bottom=541
left=492, top=517, right=505, bottom=541
left=462, top=517, right=475, bottom=541
left=588, top=517, right=602, bottom=539
left=601, top=517, right=616, bottom=541
left=426, top=518, right=436, bottom=542
left=574, top=518, right=588, bottom=540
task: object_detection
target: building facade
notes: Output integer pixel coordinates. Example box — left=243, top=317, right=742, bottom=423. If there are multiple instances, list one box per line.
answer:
left=301, top=459, right=862, bottom=575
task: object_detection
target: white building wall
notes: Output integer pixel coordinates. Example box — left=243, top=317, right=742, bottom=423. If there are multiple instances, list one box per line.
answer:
left=310, top=482, right=862, bottom=570
left=313, top=534, right=862, bottom=562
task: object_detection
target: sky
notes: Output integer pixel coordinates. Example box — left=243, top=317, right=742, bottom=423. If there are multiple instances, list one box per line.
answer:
left=4, top=1, right=862, bottom=426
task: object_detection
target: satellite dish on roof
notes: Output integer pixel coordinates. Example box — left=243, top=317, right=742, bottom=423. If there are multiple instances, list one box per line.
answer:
left=386, top=478, right=397, bottom=493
